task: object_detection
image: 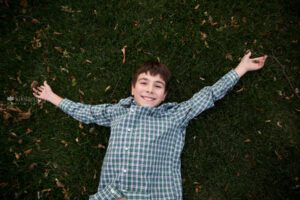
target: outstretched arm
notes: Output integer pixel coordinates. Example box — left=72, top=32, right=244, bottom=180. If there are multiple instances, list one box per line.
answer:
left=234, top=51, right=267, bottom=78
left=32, top=81, right=63, bottom=106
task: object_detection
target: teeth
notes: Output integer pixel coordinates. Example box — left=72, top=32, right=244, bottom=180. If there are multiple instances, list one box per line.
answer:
left=142, top=96, right=154, bottom=101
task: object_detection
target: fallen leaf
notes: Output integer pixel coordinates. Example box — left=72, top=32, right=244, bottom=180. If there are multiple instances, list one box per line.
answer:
left=15, top=152, right=22, bottom=160
left=61, top=5, right=81, bottom=13
left=274, top=150, right=283, bottom=160
left=277, top=121, right=283, bottom=128
left=31, top=18, right=39, bottom=25
left=61, top=140, right=69, bottom=147
left=225, top=53, right=233, bottom=61
left=105, top=85, right=111, bottom=92
left=31, top=37, right=42, bottom=49
left=204, top=41, right=209, bottom=48
left=41, top=188, right=52, bottom=193
left=20, top=0, right=28, bottom=8
left=54, top=46, right=64, bottom=54
left=16, top=109, right=31, bottom=122
left=97, top=144, right=106, bottom=149
left=29, top=162, right=38, bottom=170
left=121, top=45, right=127, bottom=64
left=244, top=138, right=251, bottom=143
left=71, top=76, right=77, bottom=86
left=230, top=16, right=239, bottom=28
left=55, top=178, right=65, bottom=188
left=53, top=31, right=63, bottom=36
left=25, top=128, right=32, bottom=135
left=200, top=32, right=207, bottom=41
left=194, top=4, right=200, bottom=9
left=83, top=59, right=92, bottom=64
left=24, top=148, right=33, bottom=155
left=79, top=122, right=84, bottom=129
left=235, top=87, right=244, bottom=93
left=78, top=89, right=84, bottom=96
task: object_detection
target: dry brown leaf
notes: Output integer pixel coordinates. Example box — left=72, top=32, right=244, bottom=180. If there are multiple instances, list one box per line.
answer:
left=54, top=46, right=64, bottom=54
left=31, top=18, right=39, bottom=25
left=55, top=178, right=65, bottom=188
left=41, top=188, right=52, bottom=193
left=83, top=59, right=92, bottom=64
left=97, top=144, right=106, bottom=149
left=24, top=148, right=33, bottom=155
left=194, top=4, right=200, bottom=10
left=29, top=162, right=38, bottom=170
left=235, top=87, right=244, bottom=93
left=79, top=122, right=84, bottom=129
left=61, top=140, right=69, bottom=147
left=53, top=31, right=63, bottom=36
left=200, top=32, right=207, bottom=41
left=277, top=121, right=283, bottom=128
left=78, top=89, right=84, bottom=96
left=121, top=45, right=127, bottom=64
left=225, top=53, right=233, bottom=61
left=244, top=139, right=251, bottom=143
left=105, top=85, right=111, bottom=92
left=204, top=41, right=209, bottom=48
left=20, top=0, right=28, bottom=8
left=15, top=152, right=22, bottom=160
left=16, top=109, right=31, bottom=122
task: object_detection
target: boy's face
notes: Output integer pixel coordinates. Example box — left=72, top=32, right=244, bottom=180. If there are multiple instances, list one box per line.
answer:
left=131, top=72, right=167, bottom=107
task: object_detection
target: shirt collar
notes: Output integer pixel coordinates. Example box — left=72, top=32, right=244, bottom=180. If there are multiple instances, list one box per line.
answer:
left=119, top=96, right=177, bottom=115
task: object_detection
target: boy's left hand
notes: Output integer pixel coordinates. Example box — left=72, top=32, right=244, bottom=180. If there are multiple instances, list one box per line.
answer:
left=235, top=51, right=267, bottom=77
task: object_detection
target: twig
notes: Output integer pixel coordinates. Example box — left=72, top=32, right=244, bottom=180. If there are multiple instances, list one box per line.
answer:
left=271, top=52, right=300, bottom=101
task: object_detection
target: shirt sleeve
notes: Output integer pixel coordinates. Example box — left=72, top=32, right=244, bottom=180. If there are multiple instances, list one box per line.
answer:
left=175, top=69, right=240, bottom=126
left=58, top=98, right=116, bottom=127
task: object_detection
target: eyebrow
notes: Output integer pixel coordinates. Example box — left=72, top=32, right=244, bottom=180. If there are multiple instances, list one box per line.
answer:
left=138, top=78, right=165, bottom=86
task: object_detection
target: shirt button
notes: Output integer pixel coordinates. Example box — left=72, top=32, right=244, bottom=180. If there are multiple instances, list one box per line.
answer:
left=124, top=147, right=129, bottom=151
left=127, top=128, right=131, bottom=132
left=123, top=169, right=127, bottom=173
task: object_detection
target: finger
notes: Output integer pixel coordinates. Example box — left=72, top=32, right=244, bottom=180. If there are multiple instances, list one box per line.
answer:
left=44, top=80, right=49, bottom=87
left=32, top=88, right=40, bottom=93
left=251, top=56, right=266, bottom=64
left=36, top=86, right=44, bottom=92
left=33, top=92, right=40, bottom=98
left=244, top=51, right=251, bottom=58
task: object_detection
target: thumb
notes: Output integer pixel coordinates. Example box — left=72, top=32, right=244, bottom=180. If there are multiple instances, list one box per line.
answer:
left=44, top=80, right=49, bottom=87
left=245, top=51, right=251, bottom=58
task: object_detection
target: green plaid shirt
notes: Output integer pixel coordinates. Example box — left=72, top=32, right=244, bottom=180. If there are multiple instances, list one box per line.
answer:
left=59, top=70, right=239, bottom=200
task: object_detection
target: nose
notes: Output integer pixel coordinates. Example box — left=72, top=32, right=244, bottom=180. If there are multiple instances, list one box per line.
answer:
left=146, top=84, right=154, bottom=93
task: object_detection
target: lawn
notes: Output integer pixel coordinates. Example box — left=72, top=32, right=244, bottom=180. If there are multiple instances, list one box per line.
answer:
left=0, top=0, right=299, bottom=199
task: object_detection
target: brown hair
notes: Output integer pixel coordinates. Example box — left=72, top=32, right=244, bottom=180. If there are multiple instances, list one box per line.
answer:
left=131, top=61, right=171, bottom=92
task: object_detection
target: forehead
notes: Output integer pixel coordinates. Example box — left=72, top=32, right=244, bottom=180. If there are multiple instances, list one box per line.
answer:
left=137, top=72, right=166, bottom=84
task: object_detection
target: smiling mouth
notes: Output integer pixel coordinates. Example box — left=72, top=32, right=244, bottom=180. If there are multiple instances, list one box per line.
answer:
left=141, top=96, right=156, bottom=101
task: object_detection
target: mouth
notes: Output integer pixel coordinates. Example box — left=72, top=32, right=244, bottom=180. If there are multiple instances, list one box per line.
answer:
left=141, top=95, right=156, bottom=101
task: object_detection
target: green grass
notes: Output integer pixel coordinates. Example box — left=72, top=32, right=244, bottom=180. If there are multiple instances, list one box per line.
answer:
left=1, top=0, right=299, bottom=199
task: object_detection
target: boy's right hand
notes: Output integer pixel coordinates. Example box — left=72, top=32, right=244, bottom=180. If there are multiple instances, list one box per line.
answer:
left=32, top=81, right=63, bottom=106
left=32, top=81, right=53, bottom=101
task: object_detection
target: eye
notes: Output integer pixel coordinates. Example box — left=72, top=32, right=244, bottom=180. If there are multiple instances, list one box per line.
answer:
left=140, top=82, right=147, bottom=85
left=155, top=85, right=163, bottom=88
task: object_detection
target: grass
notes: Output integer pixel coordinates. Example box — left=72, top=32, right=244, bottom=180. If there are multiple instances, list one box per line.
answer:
left=0, top=0, right=299, bottom=199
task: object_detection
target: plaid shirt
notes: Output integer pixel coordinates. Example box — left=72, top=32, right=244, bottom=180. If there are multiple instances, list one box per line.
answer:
left=59, top=70, right=239, bottom=200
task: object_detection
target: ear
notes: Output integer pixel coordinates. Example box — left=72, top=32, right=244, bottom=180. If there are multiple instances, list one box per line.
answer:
left=131, top=84, right=135, bottom=96
left=162, top=91, right=167, bottom=101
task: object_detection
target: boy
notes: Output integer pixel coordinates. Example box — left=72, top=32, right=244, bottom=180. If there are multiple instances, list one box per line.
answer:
left=33, top=51, right=267, bottom=200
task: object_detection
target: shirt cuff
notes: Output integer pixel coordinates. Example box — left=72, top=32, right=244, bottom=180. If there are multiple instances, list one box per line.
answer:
left=228, top=69, right=240, bottom=83
left=58, top=98, right=72, bottom=112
